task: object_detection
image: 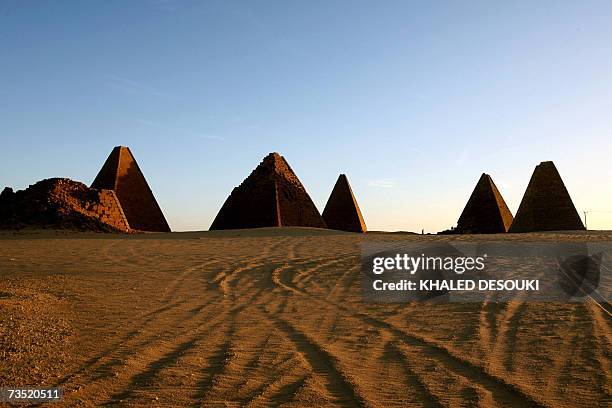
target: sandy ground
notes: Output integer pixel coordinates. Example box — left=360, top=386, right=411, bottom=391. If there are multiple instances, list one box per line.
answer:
left=0, top=228, right=610, bottom=407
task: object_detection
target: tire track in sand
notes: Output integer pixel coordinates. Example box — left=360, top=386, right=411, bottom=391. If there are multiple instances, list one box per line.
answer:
left=272, top=263, right=547, bottom=408
left=263, top=307, right=368, bottom=408
left=55, top=259, right=222, bottom=391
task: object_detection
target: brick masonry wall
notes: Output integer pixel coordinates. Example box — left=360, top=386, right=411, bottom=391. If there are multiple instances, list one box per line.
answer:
left=87, top=190, right=131, bottom=232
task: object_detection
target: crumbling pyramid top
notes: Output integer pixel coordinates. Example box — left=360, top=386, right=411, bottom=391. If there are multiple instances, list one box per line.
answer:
left=509, top=161, right=585, bottom=232
left=322, top=174, right=367, bottom=233
left=210, top=152, right=326, bottom=230
left=455, top=173, right=513, bottom=233
left=92, top=146, right=170, bottom=232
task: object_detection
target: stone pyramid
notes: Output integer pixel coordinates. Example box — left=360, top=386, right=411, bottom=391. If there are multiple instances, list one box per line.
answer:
left=455, top=173, right=513, bottom=233
left=91, top=146, right=170, bottom=232
left=210, top=152, right=326, bottom=230
left=509, top=161, right=585, bottom=232
left=322, top=174, right=367, bottom=233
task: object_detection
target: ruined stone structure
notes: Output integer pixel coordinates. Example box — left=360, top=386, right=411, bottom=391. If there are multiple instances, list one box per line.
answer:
left=210, top=152, right=326, bottom=230
left=92, top=146, right=170, bottom=232
left=455, top=173, right=513, bottom=233
left=322, top=174, right=367, bottom=233
left=0, top=178, right=130, bottom=232
left=509, top=161, right=585, bottom=232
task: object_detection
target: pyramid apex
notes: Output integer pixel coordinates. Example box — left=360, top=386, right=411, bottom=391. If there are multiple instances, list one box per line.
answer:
left=261, top=152, right=285, bottom=166
left=533, top=161, right=562, bottom=178
left=537, top=160, right=558, bottom=170
left=264, top=152, right=282, bottom=159
left=110, top=146, right=132, bottom=156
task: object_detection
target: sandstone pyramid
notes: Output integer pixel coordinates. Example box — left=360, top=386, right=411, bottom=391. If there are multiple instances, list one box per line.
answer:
left=210, top=152, right=326, bottom=230
left=509, top=161, right=585, bottom=232
left=455, top=173, right=513, bottom=233
left=322, top=174, right=367, bottom=233
left=0, top=178, right=130, bottom=232
left=91, top=146, right=170, bottom=232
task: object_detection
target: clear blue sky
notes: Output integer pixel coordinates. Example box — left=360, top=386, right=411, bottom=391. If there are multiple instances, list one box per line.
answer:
left=2, top=1, right=612, bottom=231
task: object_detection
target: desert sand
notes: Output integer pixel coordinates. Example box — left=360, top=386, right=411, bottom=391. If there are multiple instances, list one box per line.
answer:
left=0, top=228, right=610, bottom=407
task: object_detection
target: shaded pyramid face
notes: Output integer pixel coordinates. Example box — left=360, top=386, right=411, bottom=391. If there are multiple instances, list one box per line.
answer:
left=210, top=153, right=326, bottom=230
left=509, top=161, right=585, bottom=232
left=91, top=146, right=170, bottom=232
left=322, top=174, right=367, bottom=233
left=456, top=173, right=513, bottom=233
